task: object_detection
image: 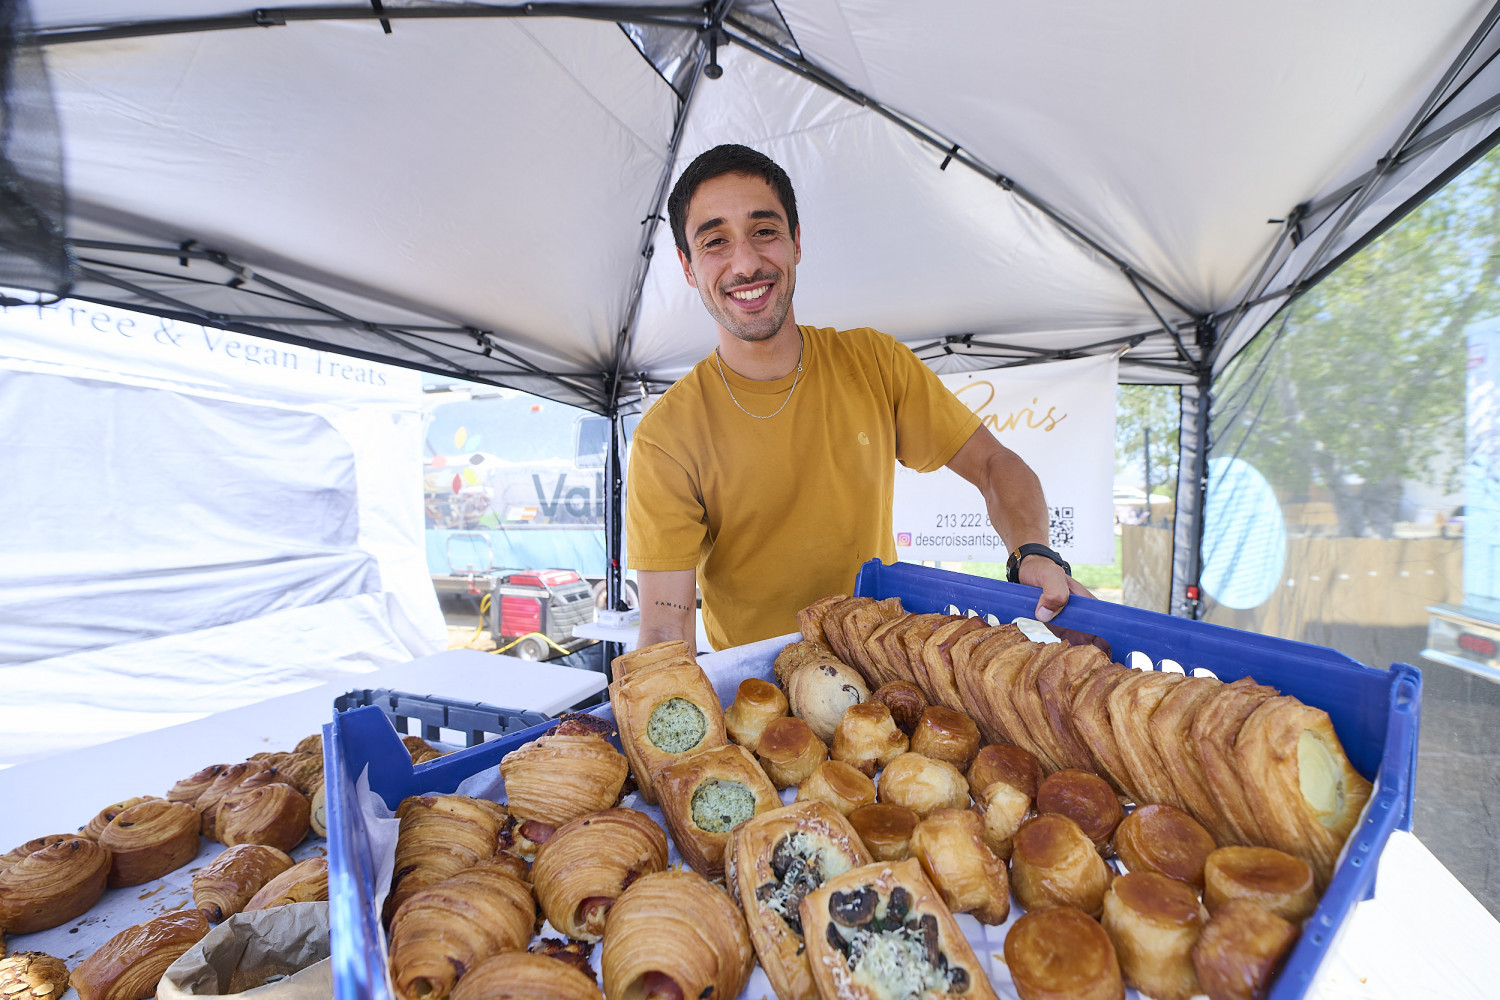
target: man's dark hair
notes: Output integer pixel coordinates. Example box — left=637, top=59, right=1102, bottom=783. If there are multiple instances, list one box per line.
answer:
left=668, top=144, right=798, bottom=259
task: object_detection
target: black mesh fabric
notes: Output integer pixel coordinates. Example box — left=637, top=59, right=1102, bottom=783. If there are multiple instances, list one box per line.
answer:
left=0, top=0, right=68, bottom=299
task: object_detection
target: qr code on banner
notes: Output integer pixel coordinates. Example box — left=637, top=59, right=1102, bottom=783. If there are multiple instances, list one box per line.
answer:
left=1049, top=506, right=1075, bottom=548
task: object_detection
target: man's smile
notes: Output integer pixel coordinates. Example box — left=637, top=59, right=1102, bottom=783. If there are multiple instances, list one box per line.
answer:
left=726, top=282, right=773, bottom=306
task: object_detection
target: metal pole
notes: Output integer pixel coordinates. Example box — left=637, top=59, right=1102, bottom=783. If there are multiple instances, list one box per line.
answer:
left=1143, top=427, right=1152, bottom=527
left=602, top=399, right=626, bottom=679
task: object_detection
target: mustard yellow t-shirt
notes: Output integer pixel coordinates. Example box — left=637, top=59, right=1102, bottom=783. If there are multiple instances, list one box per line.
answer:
left=626, top=325, right=981, bottom=650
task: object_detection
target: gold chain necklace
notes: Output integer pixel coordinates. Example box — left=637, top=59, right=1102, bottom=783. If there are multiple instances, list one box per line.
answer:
left=714, top=336, right=804, bottom=420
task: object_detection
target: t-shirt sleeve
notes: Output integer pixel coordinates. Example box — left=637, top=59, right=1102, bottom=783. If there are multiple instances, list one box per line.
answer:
left=886, top=336, right=982, bottom=472
left=625, top=423, right=707, bottom=572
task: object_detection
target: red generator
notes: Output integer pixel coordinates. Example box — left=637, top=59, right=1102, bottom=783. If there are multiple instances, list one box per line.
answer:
left=489, top=569, right=596, bottom=660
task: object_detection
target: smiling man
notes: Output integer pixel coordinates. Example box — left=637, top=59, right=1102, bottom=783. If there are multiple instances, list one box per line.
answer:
left=626, top=144, right=1089, bottom=651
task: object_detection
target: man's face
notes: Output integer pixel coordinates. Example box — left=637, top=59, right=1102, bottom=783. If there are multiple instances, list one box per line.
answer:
left=677, top=172, right=801, bottom=344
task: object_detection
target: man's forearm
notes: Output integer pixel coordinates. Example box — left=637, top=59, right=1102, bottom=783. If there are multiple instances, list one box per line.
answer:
left=634, top=569, right=699, bottom=649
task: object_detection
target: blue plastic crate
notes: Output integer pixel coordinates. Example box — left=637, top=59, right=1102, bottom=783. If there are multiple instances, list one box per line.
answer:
left=326, top=559, right=1421, bottom=1000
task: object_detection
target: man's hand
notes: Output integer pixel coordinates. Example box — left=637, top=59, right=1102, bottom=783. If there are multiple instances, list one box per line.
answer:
left=635, top=569, right=698, bottom=649
left=1017, top=553, right=1094, bottom=623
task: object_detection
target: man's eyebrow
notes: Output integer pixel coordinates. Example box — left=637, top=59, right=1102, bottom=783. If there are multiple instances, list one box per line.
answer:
left=693, top=217, right=726, bottom=240
left=750, top=209, right=785, bottom=222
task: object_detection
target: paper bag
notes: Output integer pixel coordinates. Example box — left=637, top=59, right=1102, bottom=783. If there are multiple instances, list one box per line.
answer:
left=158, top=901, right=331, bottom=998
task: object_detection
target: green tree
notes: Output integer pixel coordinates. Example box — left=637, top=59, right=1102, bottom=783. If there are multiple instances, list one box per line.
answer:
left=1117, top=384, right=1180, bottom=504
left=1211, top=150, right=1500, bottom=537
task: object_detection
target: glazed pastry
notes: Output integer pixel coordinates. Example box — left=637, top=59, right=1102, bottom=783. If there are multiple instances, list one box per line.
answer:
left=403, top=735, right=443, bottom=765
left=657, top=745, right=780, bottom=877
left=817, top=597, right=876, bottom=667
left=166, top=764, right=228, bottom=805
left=1070, top=666, right=1139, bottom=799
left=916, top=616, right=988, bottom=709
left=387, top=794, right=506, bottom=913
left=846, top=803, right=919, bottom=862
left=1101, top=871, right=1207, bottom=1000
left=530, top=808, right=668, bottom=941
left=909, top=808, right=1009, bottom=924
left=870, top=680, right=927, bottom=735
left=831, top=702, right=908, bottom=776
left=797, top=760, right=877, bottom=817
left=1115, top=803, right=1217, bottom=888
left=801, top=858, right=999, bottom=1000
left=1109, top=669, right=1189, bottom=808
left=388, top=866, right=534, bottom=1000
left=450, top=952, right=602, bottom=1000
left=1004, top=906, right=1124, bottom=1000
left=876, top=752, right=968, bottom=817
left=1148, top=674, right=1232, bottom=840
left=0, top=951, right=68, bottom=999
left=274, top=752, right=325, bottom=799
left=975, top=779, right=1030, bottom=860
left=786, top=655, right=870, bottom=744
left=0, top=837, right=111, bottom=934
left=909, top=706, right=981, bottom=772
left=1028, top=644, right=1113, bottom=773
left=1010, top=813, right=1114, bottom=917
left=775, top=639, right=840, bottom=688
left=1192, top=677, right=1280, bottom=846
left=724, top=677, right=790, bottom=751
left=71, top=909, right=211, bottom=1000
left=0, top=836, right=75, bottom=874
left=609, top=659, right=726, bottom=804
left=81, top=797, right=162, bottom=841
left=499, top=715, right=629, bottom=827
left=1234, top=695, right=1373, bottom=888
left=244, top=856, right=328, bottom=910
left=612, top=639, right=694, bottom=679
left=215, top=782, right=310, bottom=853
left=726, top=800, right=872, bottom=1000
left=758, top=716, right=829, bottom=789
left=967, top=742, right=1043, bottom=801
left=1036, top=768, right=1124, bottom=851
left=191, top=843, right=295, bottom=922
left=98, top=799, right=200, bottom=888
left=1192, top=899, right=1298, bottom=1000
left=1203, top=846, right=1316, bottom=922
left=798, top=594, right=848, bottom=647
left=195, top=760, right=274, bottom=837
left=601, top=869, right=754, bottom=1000
left=294, top=732, right=323, bottom=756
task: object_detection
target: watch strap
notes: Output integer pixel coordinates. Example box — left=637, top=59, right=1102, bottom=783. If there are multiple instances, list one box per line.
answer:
left=1006, top=543, right=1072, bottom=583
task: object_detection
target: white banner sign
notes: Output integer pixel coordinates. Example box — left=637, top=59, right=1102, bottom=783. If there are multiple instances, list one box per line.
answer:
left=893, top=354, right=1118, bottom=564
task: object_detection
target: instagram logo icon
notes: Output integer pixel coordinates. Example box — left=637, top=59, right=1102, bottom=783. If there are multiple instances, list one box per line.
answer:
left=896, top=532, right=912, bottom=546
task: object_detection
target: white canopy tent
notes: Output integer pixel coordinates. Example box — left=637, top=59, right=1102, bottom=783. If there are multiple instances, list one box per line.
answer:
left=8, top=0, right=1500, bottom=615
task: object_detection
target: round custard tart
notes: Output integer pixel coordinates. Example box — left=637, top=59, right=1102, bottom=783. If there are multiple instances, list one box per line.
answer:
left=1114, top=804, right=1217, bottom=888
left=1191, top=899, right=1299, bottom=1000
left=1036, top=769, right=1124, bottom=852
left=798, top=760, right=878, bottom=817
left=847, top=803, right=920, bottom=862
left=909, top=707, right=982, bottom=773
left=608, top=660, right=726, bottom=804
left=1004, top=905, right=1124, bottom=1000
left=726, top=801, right=873, bottom=1000
left=656, top=744, right=780, bottom=878
left=967, top=742, right=1044, bottom=801
left=758, top=716, right=829, bottom=789
left=1203, top=846, right=1317, bottom=922
left=800, top=858, right=1000, bottom=1000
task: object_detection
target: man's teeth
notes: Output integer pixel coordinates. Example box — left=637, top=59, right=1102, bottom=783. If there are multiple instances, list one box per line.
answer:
left=731, top=287, right=767, bottom=301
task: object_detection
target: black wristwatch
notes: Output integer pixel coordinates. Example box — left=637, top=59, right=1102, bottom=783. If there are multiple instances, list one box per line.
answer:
left=1006, top=543, right=1071, bottom=583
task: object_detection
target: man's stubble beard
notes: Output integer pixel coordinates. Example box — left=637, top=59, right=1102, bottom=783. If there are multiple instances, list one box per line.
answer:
left=700, top=268, right=796, bottom=345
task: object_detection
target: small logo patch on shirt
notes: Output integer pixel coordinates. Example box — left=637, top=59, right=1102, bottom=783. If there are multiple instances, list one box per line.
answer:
left=858, top=432, right=870, bottom=445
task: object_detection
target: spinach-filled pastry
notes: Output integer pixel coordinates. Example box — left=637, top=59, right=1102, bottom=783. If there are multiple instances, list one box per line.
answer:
left=450, top=952, right=602, bottom=1000
left=530, top=808, right=668, bottom=942
left=388, top=865, right=535, bottom=1000
left=499, top=715, right=629, bottom=829
left=800, top=858, right=999, bottom=1000
left=611, top=639, right=695, bottom=680
left=600, top=869, right=754, bottom=1000
left=725, top=800, right=873, bottom=1000
left=609, top=660, right=726, bottom=805
left=656, top=744, right=780, bottom=878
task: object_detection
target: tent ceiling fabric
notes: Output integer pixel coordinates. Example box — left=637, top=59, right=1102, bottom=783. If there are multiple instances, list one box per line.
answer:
left=18, top=0, right=1500, bottom=411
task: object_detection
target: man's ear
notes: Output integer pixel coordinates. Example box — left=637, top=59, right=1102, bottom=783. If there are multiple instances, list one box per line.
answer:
left=677, top=246, right=698, bottom=290
left=793, top=224, right=802, bottom=265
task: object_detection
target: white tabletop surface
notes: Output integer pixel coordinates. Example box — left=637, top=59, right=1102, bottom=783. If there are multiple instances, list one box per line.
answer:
left=573, top=609, right=713, bottom=653
left=0, top=648, right=605, bottom=850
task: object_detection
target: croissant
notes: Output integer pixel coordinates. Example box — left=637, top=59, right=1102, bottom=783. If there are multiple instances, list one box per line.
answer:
left=816, top=597, right=875, bottom=666
left=1191, top=677, right=1280, bottom=846
left=450, top=952, right=602, bottom=1000
left=1108, top=670, right=1189, bottom=809
left=724, top=677, right=790, bottom=752
left=1203, top=846, right=1317, bottom=923
left=71, top=909, right=211, bottom=1000
left=1114, top=804, right=1217, bottom=889
left=786, top=655, right=870, bottom=745
left=975, top=641, right=1047, bottom=755
left=1100, top=871, right=1207, bottom=1000
left=1010, top=813, right=1113, bottom=917
left=910, top=808, right=1010, bottom=924
left=387, top=795, right=507, bottom=915
left=846, top=803, right=919, bottom=862
left=388, top=866, right=534, bottom=1000
left=726, top=800, right=872, bottom=1000
left=0, top=951, right=69, bottom=999
left=499, top=718, right=629, bottom=827
left=909, top=706, right=981, bottom=773
left=1069, top=666, right=1139, bottom=799
left=191, top=843, right=295, bottom=921
left=80, top=797, right=162, bottom=841
left=295, top=732, right=323, bottom=755
left=195, top=760, right=274, bottom=837
left=1029, top=644, right=1113, bottom=773
left=876, top=752, right=968, bottom=817
left=403, top=735, right=444, bottom=765
left=1036, top=768, right=1124, bottom=852
left=916, top=616, right=988, bottom=709
left=215, top=782, right=310, bottom=853
left=1191, top=899, right=1298, bottom=1000
left=831, top=702, right=908, bottom=776
left=244, top=856, right=328, bottom=910
left=612, top=639, right=695, bottom=679
left=609, top=659, right=726, bottom=804
left=1004, top=906, right=1124, bottom=1000
left=530, top=808, right=668, bottom=941
left=98, top=799, right=200, bottom=888
left=166, top=764, right=228, bottom=805
left=657, top=744, right=780, bottom=877
left=796, top=760, right=877, bottom=817
left=601, top=869, right=754, bottom=1000
left=0, top=837, right=111, bottom=934
left=1148, top=675, right=1232, bottom=841
left=837, top=598, right=906, bottom=684
left=1233, top=695, right=1373, bottom=888
left=871, top=680, right=927, bottom=735
left=797, top=594, right=848, bottom=647
left=801, top=858, right=1000, bottom=1000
